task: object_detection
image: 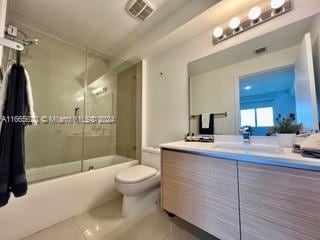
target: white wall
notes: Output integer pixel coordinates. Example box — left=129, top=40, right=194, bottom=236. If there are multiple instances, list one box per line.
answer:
left=310, top=14, right=320, bottom=119
left=190, top=45, right=299, bottom=135
left=295, top=33, right=319, bottom=131
left=0, top=0, right=7, bottom=66
left=143, top=0, right=320, bottom=146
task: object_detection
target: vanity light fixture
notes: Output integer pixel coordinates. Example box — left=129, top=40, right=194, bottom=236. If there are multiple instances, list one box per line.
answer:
left=271, top=0, right=286, bottom=9
left=92, top=87, right=107, bottom=96
left=229, top=17, right=241, bottom=32
left=212, top=0, right=291, bottom=45
left=213, top=26, right=224, bottom=39
left=249, top=6, right=262, bottom=23
left=271, top=0, right=286, bottom=15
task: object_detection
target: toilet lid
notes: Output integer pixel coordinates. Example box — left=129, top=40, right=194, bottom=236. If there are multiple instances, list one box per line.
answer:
left=116, top=165, right=157, bottom=184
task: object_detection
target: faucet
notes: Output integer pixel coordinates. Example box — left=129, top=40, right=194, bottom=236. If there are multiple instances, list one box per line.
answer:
left=240, top=126, right=253, bottom=144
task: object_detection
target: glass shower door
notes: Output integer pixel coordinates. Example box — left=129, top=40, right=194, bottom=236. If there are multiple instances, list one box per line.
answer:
left=6, top=23, right=87, bottom=183
left=1, top=21, right=142, bottom=183
left=82, top=51, right=118, bottom=171
left=82, top=52, right=141, bottom=171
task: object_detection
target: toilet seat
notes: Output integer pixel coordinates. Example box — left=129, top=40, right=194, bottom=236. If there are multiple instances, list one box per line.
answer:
left=115, top=165, right=160, bottom=196
left=115, top=165, right=157, bottom=184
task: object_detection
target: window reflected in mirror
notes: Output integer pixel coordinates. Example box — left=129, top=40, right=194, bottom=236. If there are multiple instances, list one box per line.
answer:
left=239, top=66, right=296, bottom=136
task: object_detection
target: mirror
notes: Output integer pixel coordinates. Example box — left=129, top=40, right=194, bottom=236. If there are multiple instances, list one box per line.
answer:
left=189, top=13, right=320, bottom=136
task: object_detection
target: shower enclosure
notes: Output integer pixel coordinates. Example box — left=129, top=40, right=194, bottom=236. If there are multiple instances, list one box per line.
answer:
left=1, top=18, right=142, bottom=183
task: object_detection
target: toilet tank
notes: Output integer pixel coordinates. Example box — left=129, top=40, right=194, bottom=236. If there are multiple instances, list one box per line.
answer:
left=142, top=147, right=161, bottom=171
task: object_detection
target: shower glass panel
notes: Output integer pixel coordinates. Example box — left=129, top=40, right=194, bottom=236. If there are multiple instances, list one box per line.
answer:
left=2, top=10, right=142, bottom=183
left=1, top=22, right=87, bottom=183
left=82, top=51, right=118, bottom=170
left=82, top=52, right=140, bottom=171
left=116, top=65, right=138, bottom=160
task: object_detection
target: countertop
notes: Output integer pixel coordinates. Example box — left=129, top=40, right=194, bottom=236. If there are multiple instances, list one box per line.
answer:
left=160, top=139, right=320, bottom=171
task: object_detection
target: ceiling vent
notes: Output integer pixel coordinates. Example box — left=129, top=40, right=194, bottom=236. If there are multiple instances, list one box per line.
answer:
left=126, top=0, right=156, bottom=21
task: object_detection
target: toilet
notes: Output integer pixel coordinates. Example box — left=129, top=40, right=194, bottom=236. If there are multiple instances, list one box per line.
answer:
left=115, top=147, right=161, bottom=217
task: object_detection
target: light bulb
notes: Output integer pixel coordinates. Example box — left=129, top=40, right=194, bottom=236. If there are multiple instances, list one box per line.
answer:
left=248, top=6, right=262, bottom=20
left=271, top=0, right=286, bottom=9
left=229, top=17, right=241, bottom=30
left=213, top=26, right=223, bottom=39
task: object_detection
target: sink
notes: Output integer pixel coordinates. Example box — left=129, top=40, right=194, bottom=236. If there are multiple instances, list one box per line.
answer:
left=213, top=142, right=284, bottom=154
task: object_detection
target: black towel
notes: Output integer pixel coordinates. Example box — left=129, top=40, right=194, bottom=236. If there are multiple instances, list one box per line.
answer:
left=302, top=150, right=320, bottom=159
left=0, top=64, right=28, bottom=207
left=199, top=114, right=214, bottom=135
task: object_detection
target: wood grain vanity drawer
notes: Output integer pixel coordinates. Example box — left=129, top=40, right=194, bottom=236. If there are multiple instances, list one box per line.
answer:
left=238, top=162, right=320, bottom=240
left=161, top=149, right=240, bottom=240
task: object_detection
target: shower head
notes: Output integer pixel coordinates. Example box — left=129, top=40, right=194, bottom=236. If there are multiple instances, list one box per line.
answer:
left=23, top=38, right=39, bottom=46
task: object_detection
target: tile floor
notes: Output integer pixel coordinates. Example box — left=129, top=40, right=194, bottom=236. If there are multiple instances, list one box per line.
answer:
left=22, top=197, right=219, bottom=240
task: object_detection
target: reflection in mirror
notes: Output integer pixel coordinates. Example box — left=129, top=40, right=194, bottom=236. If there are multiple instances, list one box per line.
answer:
left=189, top=13, right=320, bottom=136
left=239, top=66, right=296, bottom=136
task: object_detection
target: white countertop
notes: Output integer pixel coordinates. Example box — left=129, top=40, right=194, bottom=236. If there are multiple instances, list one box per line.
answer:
left=160, top=139, right=320, bottom=171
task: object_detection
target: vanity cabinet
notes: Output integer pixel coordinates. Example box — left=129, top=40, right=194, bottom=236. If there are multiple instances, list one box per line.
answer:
left=162, top=149, right=320, bottom=240
left=161, top=149, right=241, bottom=240
left=238, top=162, right=320, bottom=240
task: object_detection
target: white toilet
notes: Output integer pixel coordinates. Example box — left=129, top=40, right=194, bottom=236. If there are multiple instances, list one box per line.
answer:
left=115, top=147, right=161, bottom=217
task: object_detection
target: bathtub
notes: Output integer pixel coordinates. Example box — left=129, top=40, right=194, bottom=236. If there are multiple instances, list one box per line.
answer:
left=27, top=155, right=134, bottom=183
left=0, top=158, right=138, bottom=240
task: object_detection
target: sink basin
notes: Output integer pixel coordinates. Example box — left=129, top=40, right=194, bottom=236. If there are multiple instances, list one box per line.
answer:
left=213, top=142, right=284, bottom=154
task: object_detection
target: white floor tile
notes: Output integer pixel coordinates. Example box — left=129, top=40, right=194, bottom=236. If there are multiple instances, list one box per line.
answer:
left=22, top=219, right=85, bottom=240
left=82, top=214, right=125, bottom=240
left=74, top=197, right=122, bottom=232
left=22, top=198, right=218, bottom=240
left=166, top=217, right=218, bottom=240
left=119, top=207, right=171, bottom=240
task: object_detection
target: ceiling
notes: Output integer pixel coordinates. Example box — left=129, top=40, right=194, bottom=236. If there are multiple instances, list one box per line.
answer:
left=188, top=14, right=315, bottom=76
left=7, top=0, right=218, bottom=60
left=240, top=66, right=295, bottom=97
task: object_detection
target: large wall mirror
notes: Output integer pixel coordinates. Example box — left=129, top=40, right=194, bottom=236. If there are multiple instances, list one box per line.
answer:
left=188, top=13, right=320, bottom=136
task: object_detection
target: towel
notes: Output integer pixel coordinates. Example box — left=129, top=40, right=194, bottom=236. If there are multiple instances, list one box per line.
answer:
left=24, top=68, right=37, bottom=125
left=199, top=114, right=214, bottom=135
left=0, top=65, right=12, bottom=120
left=201, top=113, right=210, bottom=129
left=0, top=65, right=36, bottom=129
left=300, top=133, right=320, bottom=158
left=0, top=64, right=29, bottom=207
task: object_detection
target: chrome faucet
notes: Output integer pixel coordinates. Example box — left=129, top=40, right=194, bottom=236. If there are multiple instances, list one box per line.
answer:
left=240, top=126, right=253, bottom=144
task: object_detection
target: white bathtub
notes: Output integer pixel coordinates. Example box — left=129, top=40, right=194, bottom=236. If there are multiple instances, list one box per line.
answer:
left=0, top=159, right=138, bottom=240
left=27, top=155, right=134, bottom=183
